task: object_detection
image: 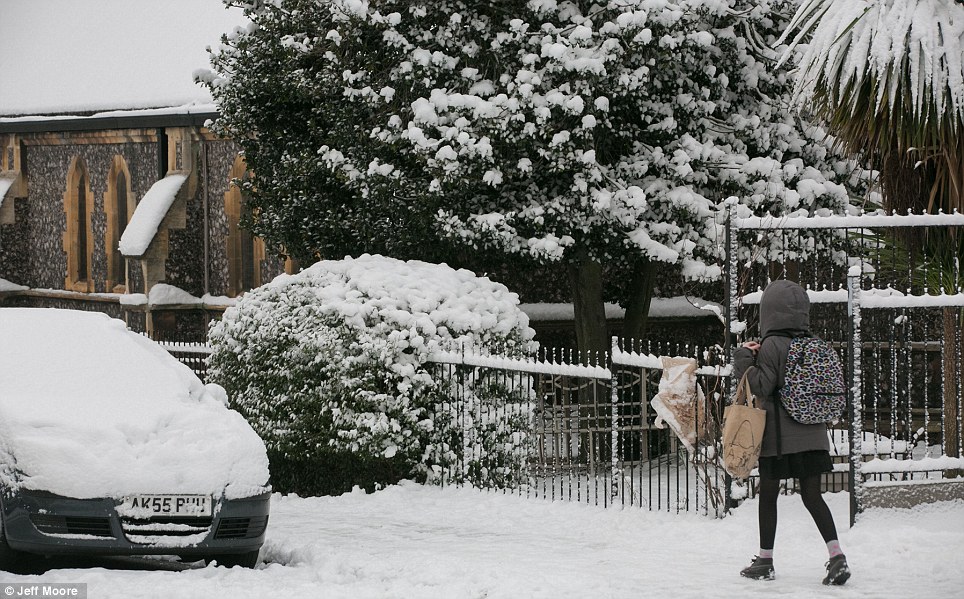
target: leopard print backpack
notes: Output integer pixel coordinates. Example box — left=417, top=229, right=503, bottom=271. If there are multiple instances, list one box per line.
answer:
left=779, top=336, right=847, bottom=425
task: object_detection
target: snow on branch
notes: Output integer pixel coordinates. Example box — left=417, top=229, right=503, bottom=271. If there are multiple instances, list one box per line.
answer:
left=786, top=0, right=964, bottom=126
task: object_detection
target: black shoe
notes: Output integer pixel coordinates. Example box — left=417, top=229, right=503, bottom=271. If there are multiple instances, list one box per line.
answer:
left=823, top=554, right=850, bottom=586
left=740, top=556, right=774, bottom=580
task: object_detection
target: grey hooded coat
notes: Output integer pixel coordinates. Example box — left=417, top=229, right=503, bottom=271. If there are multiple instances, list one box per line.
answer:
left=732, top=280, right=831, bottom=457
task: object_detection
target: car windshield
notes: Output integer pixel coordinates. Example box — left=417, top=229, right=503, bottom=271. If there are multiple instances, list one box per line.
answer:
left=1, top=308, right=202, bottom=424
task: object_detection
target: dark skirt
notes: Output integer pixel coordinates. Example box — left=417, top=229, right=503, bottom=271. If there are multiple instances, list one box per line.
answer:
left=758, top=450, right=833, bottom=480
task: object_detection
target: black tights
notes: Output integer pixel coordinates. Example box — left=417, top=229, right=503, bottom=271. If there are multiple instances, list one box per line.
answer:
left=758, top=474, right=838, bottom=550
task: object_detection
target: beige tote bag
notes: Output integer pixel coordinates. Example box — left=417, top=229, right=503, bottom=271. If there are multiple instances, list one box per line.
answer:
left=722, top=371, right=766, bottom=479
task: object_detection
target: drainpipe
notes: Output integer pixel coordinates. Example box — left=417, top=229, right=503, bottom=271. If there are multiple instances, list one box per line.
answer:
left=147, top=127, right=169, bottom=337
left=201, top=135, right=210, bottom=296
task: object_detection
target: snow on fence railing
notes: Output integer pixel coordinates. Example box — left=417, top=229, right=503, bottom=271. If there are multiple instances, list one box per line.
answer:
left=154, top=340, right=213, bottom=354
left=144, top=334, right=212, bottom=380
left=861, top=456, right=964, bottom=474
left=612, top=345, right=732, bottom=377
left=740, top=288, right=964, bottom=308
left=736, top=210, right=964, bottom=229
left=426, top=348, right=612, bottom=379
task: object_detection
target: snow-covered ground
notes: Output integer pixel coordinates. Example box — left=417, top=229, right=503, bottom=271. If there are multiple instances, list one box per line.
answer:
left=9, top=482, right=962, bottom=598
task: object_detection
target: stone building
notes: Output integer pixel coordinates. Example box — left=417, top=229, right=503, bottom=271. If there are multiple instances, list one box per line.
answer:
left=0, top=0, right=724, bottom=346
left=0, top=1, right=285, bottom=338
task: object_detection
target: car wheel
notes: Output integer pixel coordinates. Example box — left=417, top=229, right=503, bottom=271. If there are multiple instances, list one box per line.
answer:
left=204, top=550, right=260, bottom=569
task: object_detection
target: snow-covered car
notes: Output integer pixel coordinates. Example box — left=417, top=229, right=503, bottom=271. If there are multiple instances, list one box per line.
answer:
left=0, top=308, right=270, bottom=571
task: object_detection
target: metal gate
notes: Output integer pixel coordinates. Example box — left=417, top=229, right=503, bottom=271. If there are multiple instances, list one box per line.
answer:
left=725, top=209, right=964, bottom=523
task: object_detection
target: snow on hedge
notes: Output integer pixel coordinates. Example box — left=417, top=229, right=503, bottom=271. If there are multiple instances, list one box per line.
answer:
left=208, top=255, right=537, bottom=488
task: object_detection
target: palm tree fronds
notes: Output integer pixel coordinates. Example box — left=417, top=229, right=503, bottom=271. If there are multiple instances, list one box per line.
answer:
left=783, top=0, right=964, bottom=215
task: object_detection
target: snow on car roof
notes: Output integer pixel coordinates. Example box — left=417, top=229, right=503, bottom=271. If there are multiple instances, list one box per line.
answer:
left=0, top=308, right=268, bottom=499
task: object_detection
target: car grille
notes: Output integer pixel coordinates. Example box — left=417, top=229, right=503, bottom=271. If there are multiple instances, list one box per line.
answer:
left=30, top=514, right=114, bottom=537
left=121, top=516, right=213, bottom=543
left=215, top=515, right=269, bottom=540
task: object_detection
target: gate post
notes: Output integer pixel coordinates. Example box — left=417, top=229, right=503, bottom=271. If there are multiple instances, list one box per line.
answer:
left=847, top=265, right=864, bottom=527
left=723, top=199, right=739, bottom=511
left=610, top=336, right=621, bottom=506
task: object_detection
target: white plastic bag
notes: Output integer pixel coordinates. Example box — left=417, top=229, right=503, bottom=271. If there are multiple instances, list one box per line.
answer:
left=650, top=356, right=712, bottom=452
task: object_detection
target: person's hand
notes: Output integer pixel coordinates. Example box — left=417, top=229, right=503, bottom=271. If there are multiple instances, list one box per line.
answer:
left=742, top=341, right=760, bottom=353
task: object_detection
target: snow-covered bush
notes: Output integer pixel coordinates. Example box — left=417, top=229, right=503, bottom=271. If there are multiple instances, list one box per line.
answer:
left=208, top=255, right=537, bottom=492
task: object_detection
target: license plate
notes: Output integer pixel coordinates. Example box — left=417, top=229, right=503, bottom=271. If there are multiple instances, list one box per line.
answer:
left=122, top=495, right=212, bottom=517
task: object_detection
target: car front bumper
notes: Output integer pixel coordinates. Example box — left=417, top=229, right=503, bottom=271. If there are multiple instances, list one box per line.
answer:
left=2, top=490, right=270, bottom=558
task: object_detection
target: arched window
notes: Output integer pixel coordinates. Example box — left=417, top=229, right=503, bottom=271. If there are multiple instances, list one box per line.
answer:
left=224, top=156, right=265, bottom=297
left=105, top=156, right=133, bottom=292
left=63, top=158, right=94, bottom=292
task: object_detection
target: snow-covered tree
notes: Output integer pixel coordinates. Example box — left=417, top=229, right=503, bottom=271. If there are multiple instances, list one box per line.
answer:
left=200, top=0, right=864, bottom=353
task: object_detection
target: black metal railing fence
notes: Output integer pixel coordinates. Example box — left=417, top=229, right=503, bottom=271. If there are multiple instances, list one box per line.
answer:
left=425, top=339, right=728, bottom=516
left=151, top=210, right=964, bottom=521
left=153, top=331, right=728, bottom=515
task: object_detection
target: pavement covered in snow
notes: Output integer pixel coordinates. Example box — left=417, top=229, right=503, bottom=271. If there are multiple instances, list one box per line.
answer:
left=7, top=483, right=962, bottom=598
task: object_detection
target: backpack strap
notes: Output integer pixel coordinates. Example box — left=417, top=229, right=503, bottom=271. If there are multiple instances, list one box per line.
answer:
left=761, top=331, right=809, bottom=458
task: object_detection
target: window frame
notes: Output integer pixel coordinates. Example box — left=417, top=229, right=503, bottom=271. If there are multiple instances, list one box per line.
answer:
left=104, top=155, right=134, bottom=293
left=63, top=157, right=94, bottom=292
left=224, top=157, right=265, bottom=297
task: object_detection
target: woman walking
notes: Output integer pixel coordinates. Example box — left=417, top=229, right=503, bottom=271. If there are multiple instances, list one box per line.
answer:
left=732, top=280, right=851, bottom=585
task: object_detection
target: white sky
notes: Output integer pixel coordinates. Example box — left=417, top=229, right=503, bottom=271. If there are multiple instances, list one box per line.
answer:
left=0, top=0, right=247, bottom=116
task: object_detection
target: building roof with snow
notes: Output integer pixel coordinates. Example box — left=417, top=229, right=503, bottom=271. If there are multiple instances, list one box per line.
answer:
left=0, top=0, right=246, bottom=118
left=0, top=0, right=283, bottom=340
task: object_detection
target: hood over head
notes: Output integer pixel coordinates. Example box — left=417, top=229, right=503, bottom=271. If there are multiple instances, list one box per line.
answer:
left=759, top=280, right=810, bottom=338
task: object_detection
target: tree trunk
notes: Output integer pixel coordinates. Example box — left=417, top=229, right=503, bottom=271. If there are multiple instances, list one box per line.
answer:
left=567, top=252, right=610, bottom=464
left=567, top=251, right=608, bottom=364
left=622, top=259, right=657, bottom=342
left=768, top=260, right=799, bottom=283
